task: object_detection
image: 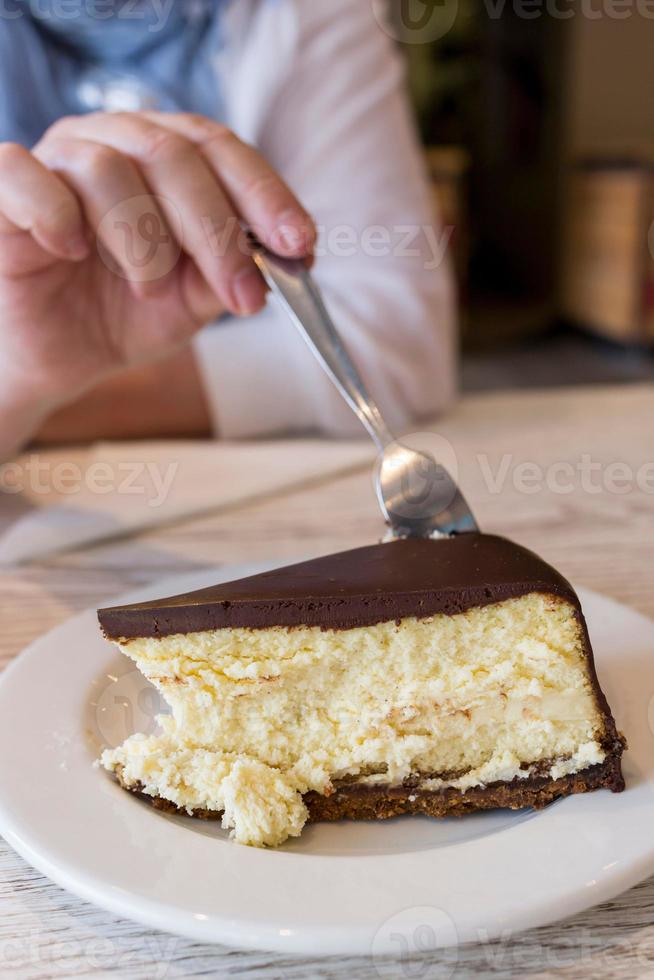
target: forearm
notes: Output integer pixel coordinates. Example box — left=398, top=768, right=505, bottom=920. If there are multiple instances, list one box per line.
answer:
left=34, top=347, right=212, bottom=445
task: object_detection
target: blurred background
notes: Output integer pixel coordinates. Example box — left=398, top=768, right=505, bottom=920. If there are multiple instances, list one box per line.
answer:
left=392, top=0, right=654, bottom=391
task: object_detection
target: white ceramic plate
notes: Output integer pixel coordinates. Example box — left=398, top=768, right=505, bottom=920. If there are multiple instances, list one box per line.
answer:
left=0, top=562, right=653, bottom=958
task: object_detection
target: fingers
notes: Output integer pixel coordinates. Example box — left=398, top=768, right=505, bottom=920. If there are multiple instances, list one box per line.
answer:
left=42, top=113, right=268, bottom=314
left=142, top=112, right=316, bottom=257
left=179, top=255, right=226, bottom=326
left=34, top=136, right=179, bottom=298
left=0, top=142, right=88, bottom=272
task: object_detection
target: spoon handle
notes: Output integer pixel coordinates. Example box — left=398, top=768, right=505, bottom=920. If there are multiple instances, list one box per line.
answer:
left=253, top=249, right=394, bottom=452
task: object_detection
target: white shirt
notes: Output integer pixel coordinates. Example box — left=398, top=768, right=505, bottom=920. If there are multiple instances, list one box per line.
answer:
left=193, top=0, right=457, bottom=439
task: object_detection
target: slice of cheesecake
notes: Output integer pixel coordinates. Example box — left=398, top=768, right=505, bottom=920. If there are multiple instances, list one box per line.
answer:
left=98, top=534, right=625, bottom=848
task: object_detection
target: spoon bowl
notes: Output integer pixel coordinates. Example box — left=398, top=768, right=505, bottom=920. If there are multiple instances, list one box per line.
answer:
left=376, top=441, right=478, bottom=538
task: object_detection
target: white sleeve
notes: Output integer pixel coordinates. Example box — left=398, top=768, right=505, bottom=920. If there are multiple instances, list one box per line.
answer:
left=194, top=0, right=458, bottom=439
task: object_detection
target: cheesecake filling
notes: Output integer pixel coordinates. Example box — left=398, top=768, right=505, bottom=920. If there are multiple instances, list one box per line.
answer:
left=100, top=593, right=609, bottom=847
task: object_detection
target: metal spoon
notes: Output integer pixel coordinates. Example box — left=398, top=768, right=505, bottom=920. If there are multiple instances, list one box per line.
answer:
left=253, top=248, right=478, bottom=538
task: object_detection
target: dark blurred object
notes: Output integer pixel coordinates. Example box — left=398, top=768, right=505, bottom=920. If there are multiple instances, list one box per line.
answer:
left=400, top=0, right=479, bottom=145
left=561, top=160, right=654, bottom=345
left=399, top=1, right=567, bottom=345
left=468, top=14, right=566, bottom=319
left=393, top=1, right=654, bottom=358
left=426, top=146, right=469, bottom=292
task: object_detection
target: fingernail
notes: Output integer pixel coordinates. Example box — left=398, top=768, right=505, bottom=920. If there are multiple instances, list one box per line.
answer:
left=275, top=211, right=316, bottom=255
left=67, top=232, right=90, bottom=260
left=233, top=267, right=265, bottom=315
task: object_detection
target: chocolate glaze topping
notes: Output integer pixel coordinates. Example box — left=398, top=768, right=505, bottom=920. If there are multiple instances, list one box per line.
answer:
left=98, top=533, right=581, bottom=639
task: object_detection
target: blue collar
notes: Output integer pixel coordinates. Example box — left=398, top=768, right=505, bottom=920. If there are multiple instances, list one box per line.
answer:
left=25, top=1, right=217, bottom=63
left=0, top=1, right=230, bottom=145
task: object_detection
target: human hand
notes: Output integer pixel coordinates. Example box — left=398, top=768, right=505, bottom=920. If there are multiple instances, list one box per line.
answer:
left=0, top=111, right=315, bottom=454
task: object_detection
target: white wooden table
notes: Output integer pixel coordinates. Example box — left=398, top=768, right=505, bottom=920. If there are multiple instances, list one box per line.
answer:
left=1, top=384, right=654, bottom=979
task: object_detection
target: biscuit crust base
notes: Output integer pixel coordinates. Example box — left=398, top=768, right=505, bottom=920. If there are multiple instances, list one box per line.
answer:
left=114, top=744, right=625, bottom=826
left=304, top=754, right=625, bottom=822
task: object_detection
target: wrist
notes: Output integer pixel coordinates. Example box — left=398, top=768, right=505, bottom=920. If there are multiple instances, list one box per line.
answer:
left=0, top=358, right=122, bottom=458
left=0, top=384, right=63, bottom=461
